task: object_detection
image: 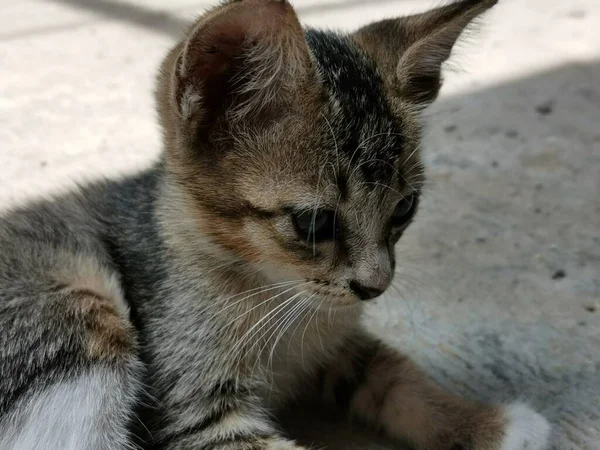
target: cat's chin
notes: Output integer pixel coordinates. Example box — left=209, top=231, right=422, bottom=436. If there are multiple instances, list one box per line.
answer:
left=327, top=302, right=363, bottom=312
left=303, top=293, right=362, bottom=312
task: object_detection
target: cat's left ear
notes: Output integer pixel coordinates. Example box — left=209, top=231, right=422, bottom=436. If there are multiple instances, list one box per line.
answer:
left=163, top=0, right=314, bottom=142
left=352, top=0, right=497, bottom=107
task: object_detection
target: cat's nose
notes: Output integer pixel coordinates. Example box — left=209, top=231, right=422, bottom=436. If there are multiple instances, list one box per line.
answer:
left=349, top=280, right=384, bottom=301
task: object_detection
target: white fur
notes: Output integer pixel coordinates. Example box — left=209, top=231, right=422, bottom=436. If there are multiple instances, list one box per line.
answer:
left=0, top=370, right=133, bottom=450
left=500, top=402, right=551, bottom=450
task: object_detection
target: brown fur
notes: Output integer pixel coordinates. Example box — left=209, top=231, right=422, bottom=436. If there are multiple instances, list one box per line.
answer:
left=51, top=255, right=135, bottom=360
left=360, top=346, right=506, bottom=449
left=73, top=291, right=135, bottom=360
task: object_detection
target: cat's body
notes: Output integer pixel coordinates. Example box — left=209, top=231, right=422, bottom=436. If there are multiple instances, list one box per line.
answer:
left=0, top=1, right=551, bottom=449
left=0, top=164, right=348, bottom=447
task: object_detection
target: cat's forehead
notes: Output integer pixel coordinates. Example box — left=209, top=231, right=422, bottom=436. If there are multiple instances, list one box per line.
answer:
left=306, top=29, right=405, bottom=182
left=235, top=30, right=422, bottom=212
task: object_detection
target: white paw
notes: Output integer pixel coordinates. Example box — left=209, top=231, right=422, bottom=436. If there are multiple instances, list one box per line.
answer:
left=500, top=402, right=551, bottom=450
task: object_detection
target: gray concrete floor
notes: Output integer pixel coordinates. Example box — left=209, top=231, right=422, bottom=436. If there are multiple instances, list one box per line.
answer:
left=1, top=0, right=599, bottom=449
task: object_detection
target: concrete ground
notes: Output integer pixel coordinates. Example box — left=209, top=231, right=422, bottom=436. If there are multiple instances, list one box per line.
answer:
left=1, top=0, right=599, bottom=448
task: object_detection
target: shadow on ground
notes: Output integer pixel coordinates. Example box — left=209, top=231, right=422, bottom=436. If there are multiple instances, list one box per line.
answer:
left=46, top=0, right=190, bottom=37
left=45, top=0, right=413, bottom=38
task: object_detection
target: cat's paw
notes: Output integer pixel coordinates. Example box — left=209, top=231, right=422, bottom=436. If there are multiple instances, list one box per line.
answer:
left=265, top=437, right=309, bottom=450
left=499, top=402, right=551, bottom=450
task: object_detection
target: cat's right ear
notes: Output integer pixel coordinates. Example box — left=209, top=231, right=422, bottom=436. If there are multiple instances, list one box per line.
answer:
left=164, top=0, right=313, bottom=141
left=352, top=0, right=497, bottom=108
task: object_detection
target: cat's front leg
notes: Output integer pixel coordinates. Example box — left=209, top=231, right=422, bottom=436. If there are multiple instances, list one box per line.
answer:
left=158, top=417, right=308, bottom=450
left=161, top=434, right=308, bottom=450
left=318, top=329, right=551, bottom=450
left=153, top=379, right=308, bottom=450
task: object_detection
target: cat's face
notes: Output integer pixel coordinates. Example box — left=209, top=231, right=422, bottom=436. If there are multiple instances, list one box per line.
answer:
left=217, top=109, right=423, bottom=305
left=157, top=0, right=496, bottom=305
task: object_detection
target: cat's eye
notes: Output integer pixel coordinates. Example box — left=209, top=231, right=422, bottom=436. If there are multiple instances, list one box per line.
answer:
left=391, top=195, right=418, bottom=227
left=291, top=210, right=336, bottom=242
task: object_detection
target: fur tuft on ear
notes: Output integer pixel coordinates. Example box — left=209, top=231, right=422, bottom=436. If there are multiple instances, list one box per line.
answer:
left=169, top=0, right=312, bottom=131
left=352, top=0, right=498, bottom=106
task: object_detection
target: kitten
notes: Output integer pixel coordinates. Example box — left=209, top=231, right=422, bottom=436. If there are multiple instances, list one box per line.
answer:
left=0, top=0, right=551, bottom=449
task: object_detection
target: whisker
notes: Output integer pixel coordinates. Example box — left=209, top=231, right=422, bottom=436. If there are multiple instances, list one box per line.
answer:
left=226, top=282, right=311, bottom=328
left=314, top=297, right=326, bottom=353
left=265, top=296, right=313, bottom=373
left=218, top=280, right=305, bottom=314
left=399, top=144, right=421, bottom=171
left=228, top=290, right=307, bottom=365
left=246, top=292, right=310, bottom=374
left=285, top=295, right=318, bottom=356
left=359, top=181, right=405, bottom=198
left=200, top=280, right=302, bottom=323
left=300, top=294, right=322, bottom=367
left=357, top=131, right=411, bottom=149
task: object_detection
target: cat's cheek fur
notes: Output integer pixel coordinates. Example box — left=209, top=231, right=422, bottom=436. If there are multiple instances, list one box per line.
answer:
left=500, top=403, right=551, bottom=450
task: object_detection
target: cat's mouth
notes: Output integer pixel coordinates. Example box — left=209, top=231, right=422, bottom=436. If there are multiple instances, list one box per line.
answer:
left=303, top=279, right=365, bottom=307
left=305, top=278, right=387, bottom=302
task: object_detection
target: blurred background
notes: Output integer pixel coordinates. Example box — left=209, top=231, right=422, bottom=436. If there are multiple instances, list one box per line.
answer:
left=1, top=0, right=599, bottom=448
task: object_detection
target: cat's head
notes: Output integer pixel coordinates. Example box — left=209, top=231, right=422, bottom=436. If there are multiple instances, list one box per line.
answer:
left=157, top=0, right=497, bottom=305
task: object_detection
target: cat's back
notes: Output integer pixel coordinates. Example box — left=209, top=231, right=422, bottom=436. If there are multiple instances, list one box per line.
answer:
left=0, top=167, right=158, bottom=321
left=0, top=165, right=168, bottom=323
left=0, top=166, right=158, bottom=275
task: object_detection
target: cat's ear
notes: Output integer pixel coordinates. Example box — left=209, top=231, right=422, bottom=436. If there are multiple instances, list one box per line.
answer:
left=352, top=0, right=497, bottom=106
left=169, top=0, right=312, bottom=135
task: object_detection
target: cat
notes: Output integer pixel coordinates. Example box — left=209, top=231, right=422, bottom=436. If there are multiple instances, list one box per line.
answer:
left=0, top=0, right=551, bottom=449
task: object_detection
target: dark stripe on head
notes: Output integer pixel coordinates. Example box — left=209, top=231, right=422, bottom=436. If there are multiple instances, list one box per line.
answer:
left=305, top=29, right=405, bottom=184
